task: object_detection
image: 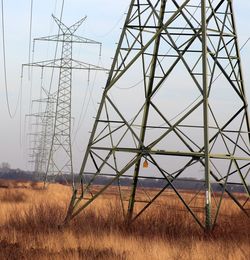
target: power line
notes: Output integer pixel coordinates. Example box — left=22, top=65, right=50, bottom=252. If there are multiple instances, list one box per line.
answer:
left=94, top=11, right=126, bottom=38
left=19, top=75, right=23, bottom=147
left=240, top=37, right=250, bottom=51
left=26, top=0, right=65, bottom=142
left=53, top=0, right=58, bottom=14
left=47, top=0, right=65, bottom=95
left=212, top=36, right=250, bottom=84
left=27, top=0, right=63, bottom=133
left=72, top=58, right=103, bottom=148
left=1, top=0, right=14, bottom=118
left=24, top=0, right=65, bottom=173
left=28, top=0, right=34, bottom=79
left=1, top=0, right=27, bottom=119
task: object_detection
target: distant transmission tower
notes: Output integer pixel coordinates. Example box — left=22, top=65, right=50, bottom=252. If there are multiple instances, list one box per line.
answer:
left=28, top=91, right=56, bottom=177
left=65, top=0, right=250, bottom=231
left=24, top=15, right=106, bottom=185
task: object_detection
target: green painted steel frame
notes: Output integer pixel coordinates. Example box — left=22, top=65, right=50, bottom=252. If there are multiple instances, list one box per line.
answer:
left=64, top=0, right=250, bottom=231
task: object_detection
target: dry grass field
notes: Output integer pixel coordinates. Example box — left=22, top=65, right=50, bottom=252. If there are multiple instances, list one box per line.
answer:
left=0, top=179, right=249, bottom=260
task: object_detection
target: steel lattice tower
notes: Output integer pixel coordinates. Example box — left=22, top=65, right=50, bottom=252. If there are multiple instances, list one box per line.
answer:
left=28, top=91, right=56, bottom=177
left=40, top=94, right=56, bottom=176
left=65, top=0, right=250, bottom=230
left=36, top=94, right=56, bottom=176
left=25, top=15, right=106, bottom=185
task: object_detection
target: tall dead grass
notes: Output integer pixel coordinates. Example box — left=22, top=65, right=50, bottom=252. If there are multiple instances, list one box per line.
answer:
left=0, top=189, right=27, bottom=203
left=0, top=180, right=249, bottom=259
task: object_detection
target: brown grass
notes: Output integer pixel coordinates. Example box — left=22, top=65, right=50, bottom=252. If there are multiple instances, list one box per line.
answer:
left=0, top=180, right=249, bottom=259
left=0, top=189, right=27, bottom=203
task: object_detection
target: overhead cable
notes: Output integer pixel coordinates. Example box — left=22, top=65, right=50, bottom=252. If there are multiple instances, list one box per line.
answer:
left=1, top=0, right=15, bottom=118
left=28, top=0, right=34, bottom=79
left=48, top=0, right=65, bottom=95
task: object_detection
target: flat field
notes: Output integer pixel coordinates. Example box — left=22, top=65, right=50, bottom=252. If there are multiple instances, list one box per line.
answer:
left=0, top=180, right=249, bottom=259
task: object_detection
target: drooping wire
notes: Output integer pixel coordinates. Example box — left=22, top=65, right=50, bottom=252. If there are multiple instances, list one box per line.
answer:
left=72, top=57, right=104, bottom=150
left=29, top=0, right=60, bottom=131
left=240, top=37, right=250, bottom=51
left=19, top=0, right=34, bottom=148
left=27, top=0, right=64, bottom=148
left=53, top=0, right=58, bottom=14
left=44, top=0, right=60, bottom=59
left=19, top=74, right=23, bottom=147
left=1, top=0, right=15, bottom=118
left=47, top=0, right=65, bottom=95
left=113, top=2, right=201, bottom=91
left=27, top=0, right=35, bottom=139
left=94, top=13, right=126, bottom=38
left=212, top=37, right=250, bottom=84
left=28, top=0, right=34, bottom=79
left=132, top=36, right=250, bottom=130
left=114, top=1, right=250, bottom=128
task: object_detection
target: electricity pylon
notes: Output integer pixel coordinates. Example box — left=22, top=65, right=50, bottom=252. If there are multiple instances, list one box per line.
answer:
left=24, top=15, right=106, bottom=185
left=65, top=0, right=250, bottom=231
left=28, top=91, right=56, bottom=177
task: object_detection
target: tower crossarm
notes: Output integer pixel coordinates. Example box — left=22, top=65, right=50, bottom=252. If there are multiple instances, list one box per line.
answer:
left=31, top=96, right=56, bottom=104
left=23, top=59, right=107, bottom=71
left=34, top=34, right=102, bottom=45
left=91, top=147, right=250, bottom=161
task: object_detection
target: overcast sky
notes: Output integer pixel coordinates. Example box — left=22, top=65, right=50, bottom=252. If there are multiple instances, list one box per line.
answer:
left=0, top=0, right=250, bottom=171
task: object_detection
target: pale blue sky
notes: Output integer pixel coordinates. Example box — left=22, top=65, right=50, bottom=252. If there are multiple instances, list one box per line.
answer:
left=0, top=1, right=250, bottom=171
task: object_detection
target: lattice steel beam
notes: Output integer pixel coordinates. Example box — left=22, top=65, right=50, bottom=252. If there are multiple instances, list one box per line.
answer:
left=64, top=0, right=250, bottom=231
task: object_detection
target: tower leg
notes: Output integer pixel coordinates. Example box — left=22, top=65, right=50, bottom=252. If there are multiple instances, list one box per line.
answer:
left=127, top=0, right=167, bottom=221
left=201, top=0, right=212, bottom=231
